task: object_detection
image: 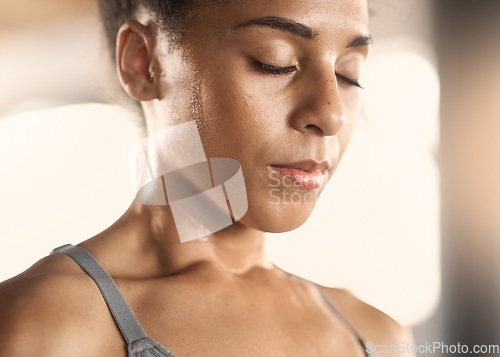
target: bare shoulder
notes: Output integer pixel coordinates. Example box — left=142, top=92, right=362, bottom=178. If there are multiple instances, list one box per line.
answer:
left=319, top=285, right=414, bottom=357
left=0, top=252, right=123, bottom=356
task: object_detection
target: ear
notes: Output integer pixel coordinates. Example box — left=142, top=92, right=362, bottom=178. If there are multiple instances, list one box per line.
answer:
left=116, top=20, right=159, bottom=101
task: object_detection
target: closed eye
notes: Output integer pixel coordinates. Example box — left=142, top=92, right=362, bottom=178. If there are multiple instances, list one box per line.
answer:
left=255, top=61, right=296, bottom=75
left=336, top=73, right=363, bottom=89
left=255, top=61, right=363, bottom=89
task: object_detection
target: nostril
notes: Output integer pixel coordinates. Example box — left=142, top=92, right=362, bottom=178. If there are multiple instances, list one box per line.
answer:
left=304, top=124, right=323, bottom=135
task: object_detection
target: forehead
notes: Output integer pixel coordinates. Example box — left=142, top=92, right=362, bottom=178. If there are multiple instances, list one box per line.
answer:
left=194, top=0, right=370, bottom=39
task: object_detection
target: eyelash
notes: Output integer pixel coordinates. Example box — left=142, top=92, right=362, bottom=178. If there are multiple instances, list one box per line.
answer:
left=336, top=73, right=364, bottom=89
left=255, top=61, right=363, bottom=89
left=256, top=62, right=296, bottom=75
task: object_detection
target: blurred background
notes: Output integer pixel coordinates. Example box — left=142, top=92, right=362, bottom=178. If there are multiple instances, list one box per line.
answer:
left=0, top=0, right=499, bottom=354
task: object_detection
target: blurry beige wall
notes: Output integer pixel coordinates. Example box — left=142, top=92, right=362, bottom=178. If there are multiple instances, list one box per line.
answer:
left=436, top=0, right=500, bottom=348
left=0, top=0, right=106, bottom=117
left=0, top=0, right=94, bottom=27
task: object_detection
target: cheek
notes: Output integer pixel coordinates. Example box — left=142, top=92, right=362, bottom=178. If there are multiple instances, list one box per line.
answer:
left=340, top=89, right=362, bottom=136
left=340, top=85, right=362, bottom=114
left=196, top=75, right=283, bottom=157
left=321, top=90, right=361, bottom=166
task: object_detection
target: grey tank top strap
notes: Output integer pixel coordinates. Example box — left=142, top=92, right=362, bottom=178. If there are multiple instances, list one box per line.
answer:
left=316, top=285, right=370, bottom=357
left=52, top=244, right=178, bottom=357
left=52, top=244, right=147, bottom=344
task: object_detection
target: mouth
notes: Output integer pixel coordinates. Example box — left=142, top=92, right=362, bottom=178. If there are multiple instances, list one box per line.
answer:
left=269, top=160, right=330, bottom=189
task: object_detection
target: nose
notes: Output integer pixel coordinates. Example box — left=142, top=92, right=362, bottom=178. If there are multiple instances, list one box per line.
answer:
left=290, top=65, right=344, bottom=136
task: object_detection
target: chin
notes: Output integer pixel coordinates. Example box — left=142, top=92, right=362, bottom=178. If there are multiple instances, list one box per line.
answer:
left=240, top=199, right=317, bottom=233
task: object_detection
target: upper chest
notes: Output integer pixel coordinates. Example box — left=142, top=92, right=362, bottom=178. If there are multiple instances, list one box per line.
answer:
left=100, top=275, right=367, bottom=357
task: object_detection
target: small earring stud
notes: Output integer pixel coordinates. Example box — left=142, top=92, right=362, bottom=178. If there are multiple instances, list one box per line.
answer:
left=149, top=70, right=155, bottom=82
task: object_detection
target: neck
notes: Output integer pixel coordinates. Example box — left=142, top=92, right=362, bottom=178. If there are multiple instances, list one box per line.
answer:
left=125, top=200, right=273, bottom=276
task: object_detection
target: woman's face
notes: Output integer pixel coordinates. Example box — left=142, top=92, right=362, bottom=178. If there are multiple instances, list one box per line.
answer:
left=147, top=0, right=370, bottom=233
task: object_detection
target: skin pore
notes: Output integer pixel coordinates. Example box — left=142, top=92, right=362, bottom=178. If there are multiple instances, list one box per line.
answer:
left=0, top=0, right=414, bottom=356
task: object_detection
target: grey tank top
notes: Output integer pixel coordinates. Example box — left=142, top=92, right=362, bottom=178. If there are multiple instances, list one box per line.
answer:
left=52, top=244, right=370, bottom=357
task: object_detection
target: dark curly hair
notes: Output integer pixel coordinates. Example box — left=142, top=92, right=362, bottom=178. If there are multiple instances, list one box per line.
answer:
left=98, top=0, right=195, bottom=58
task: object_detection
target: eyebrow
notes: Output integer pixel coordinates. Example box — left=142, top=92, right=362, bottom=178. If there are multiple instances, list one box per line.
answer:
left=234, top=16, right=372, bottom=48
left=234, top=16, right=313, bottom=39
left=346, top=35, right=373, bottom=48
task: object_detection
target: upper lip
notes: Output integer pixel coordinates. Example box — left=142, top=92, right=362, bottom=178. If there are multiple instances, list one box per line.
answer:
left=271, top=159, right=330, bottom=173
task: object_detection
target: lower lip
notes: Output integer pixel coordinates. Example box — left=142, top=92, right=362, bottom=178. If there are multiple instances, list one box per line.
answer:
left=270, top=166, right=326, bottom=189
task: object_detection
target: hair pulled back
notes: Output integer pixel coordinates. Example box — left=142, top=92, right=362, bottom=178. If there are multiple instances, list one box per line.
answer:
left=98, top=0, right=192, bottom=56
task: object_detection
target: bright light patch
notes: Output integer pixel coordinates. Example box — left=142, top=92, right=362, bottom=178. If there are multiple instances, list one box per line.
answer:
left=0, top=103, right=137, bottom=281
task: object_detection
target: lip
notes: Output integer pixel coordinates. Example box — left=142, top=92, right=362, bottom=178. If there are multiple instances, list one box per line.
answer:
left=270, top=160, right=329, bottom=189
